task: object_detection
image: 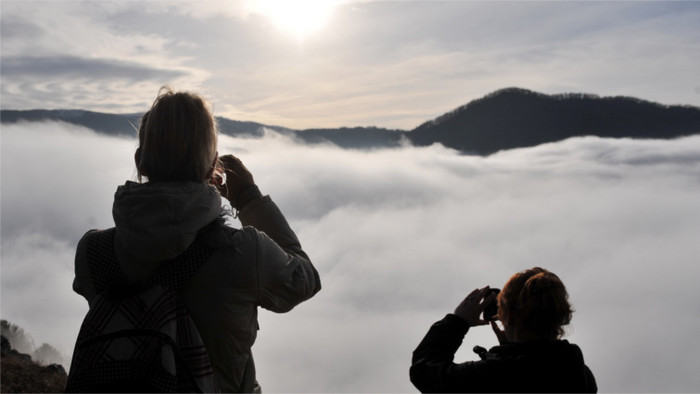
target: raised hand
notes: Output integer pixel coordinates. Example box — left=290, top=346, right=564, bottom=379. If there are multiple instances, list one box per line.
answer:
left=216, top=154, right=256, bottom=208
left=453, top=286, right=498, bottom=327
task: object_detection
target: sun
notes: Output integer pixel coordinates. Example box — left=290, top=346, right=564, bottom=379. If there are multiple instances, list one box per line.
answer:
left=257, top=0, right=338, bottom=41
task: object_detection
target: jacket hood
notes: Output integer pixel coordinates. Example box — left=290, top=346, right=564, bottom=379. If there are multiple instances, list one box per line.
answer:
left=113, top=181, right=222, bottom=262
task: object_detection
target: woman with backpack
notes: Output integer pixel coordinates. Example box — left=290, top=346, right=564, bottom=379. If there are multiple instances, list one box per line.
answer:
left=69, top=87, right=321, bottom=392
left=410, top=267, right=596, bottom=393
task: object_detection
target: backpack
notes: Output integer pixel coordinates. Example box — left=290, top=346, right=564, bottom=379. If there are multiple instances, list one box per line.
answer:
left=65, top=228, right=220, bottom=393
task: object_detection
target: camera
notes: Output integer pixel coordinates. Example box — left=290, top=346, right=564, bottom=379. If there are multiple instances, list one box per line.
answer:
left=211, top=161, right=227, bottom=187
left=482, top=288, right=500, bottom=321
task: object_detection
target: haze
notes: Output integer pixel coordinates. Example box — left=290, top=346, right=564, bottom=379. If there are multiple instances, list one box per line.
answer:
left=2, top=122, right=699, bottom=392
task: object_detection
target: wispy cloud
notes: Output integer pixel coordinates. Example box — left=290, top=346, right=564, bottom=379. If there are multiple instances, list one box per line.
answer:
left=2, top=1, right=699, bottom=128
left=2, top=55, right=187, bottom=82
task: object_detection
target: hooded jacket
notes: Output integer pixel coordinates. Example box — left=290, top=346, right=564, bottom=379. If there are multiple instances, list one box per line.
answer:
left=73, top=181, right=321, bottom=392
left=410, top=314, right=597, bottom=393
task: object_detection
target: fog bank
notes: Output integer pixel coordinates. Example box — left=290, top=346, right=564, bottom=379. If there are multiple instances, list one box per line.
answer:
left=2, top=122, right=699, bottom=391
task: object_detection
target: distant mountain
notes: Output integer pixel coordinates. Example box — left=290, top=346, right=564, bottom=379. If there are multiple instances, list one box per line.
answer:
left=1, top=109, right=143, bottom=137
left=411, top=87, right=700, bottom=154
left=0, top=109, right=273, bottom=139
left=290, top=126, right=405, bottom=149
left=0, top=108, right=406, bottom=149
left=3, top=88, right=699, bottom=155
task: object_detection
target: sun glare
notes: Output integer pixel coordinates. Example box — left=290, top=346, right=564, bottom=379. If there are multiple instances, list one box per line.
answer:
left=258, top=0, right=338, bottom=41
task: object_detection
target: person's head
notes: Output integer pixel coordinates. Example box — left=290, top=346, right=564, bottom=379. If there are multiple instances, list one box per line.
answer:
left=497, top=267, right=573, bottom=341
left=136, top=87, right=218, bottom=183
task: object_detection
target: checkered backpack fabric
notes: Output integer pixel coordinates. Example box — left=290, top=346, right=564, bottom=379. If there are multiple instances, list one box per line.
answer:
left=65, top=228, right=220, bottom=393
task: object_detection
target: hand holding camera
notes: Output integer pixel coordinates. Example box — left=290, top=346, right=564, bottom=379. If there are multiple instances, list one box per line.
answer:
left=453, top=286, right=499, bottom=326
left=214, top=154, right=257, bottom=209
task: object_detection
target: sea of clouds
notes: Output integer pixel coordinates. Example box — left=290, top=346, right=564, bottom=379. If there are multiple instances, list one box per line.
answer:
left=2, top=121, right=699, bottom=392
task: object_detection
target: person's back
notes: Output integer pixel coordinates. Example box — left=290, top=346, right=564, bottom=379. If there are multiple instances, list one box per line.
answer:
left=410, top=268, right=596, bottom=393
left=436, top=338, right=594, bottom=392
left=489, top=339, right=594, bottom=392
left=72, top=88, right=321, bottom=392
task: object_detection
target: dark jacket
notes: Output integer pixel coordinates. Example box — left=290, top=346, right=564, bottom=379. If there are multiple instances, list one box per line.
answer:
left=74, top=181, right=321, bottom=392
left=410, top=314, right=597, bottom=393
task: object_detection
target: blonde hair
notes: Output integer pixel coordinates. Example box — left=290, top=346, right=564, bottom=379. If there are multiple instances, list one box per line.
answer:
left=136, top=87, right=217, bottom=183
left=497, top=267, right=573, bottom=340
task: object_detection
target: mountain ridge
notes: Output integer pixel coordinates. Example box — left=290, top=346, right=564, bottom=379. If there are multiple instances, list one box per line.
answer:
left=3, top=87, right=699, bottom=155
left=410, top=87, right=700, bottom=154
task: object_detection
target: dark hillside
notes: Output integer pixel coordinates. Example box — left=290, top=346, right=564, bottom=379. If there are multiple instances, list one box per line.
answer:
left=295, top=126, right=404, bottom=149
left=3, top=88, right=700, bottom=154
left=0, top=109, right=273, bottom=138
left=409, top=88, right=700, bottom=154
left=1, top=109, right=141, bottom=137
left=0, top=109, right=401, bottom=149
left=1, top=334, right=67, bottom=393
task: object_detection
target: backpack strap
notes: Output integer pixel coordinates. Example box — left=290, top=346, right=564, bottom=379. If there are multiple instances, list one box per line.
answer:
left=84, top=228, right=124, bottom=294
left=84, top=227, right=216, bottom=295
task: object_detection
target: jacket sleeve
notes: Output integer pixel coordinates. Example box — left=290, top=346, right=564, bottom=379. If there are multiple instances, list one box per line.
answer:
left=72, top=230, right=97, bottom=305
left=584, top=365, right=598, bottom=393
left=238, top=195, right=321, bottom=312
left=410, top=314, right=499, bottom=393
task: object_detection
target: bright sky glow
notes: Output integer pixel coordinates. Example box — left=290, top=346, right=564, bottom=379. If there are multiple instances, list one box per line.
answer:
left=257, top=0, right=338, bottom=41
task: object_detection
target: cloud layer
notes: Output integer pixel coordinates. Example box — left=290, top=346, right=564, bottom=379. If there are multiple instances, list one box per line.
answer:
left=2, top=123, right=699, bottom=392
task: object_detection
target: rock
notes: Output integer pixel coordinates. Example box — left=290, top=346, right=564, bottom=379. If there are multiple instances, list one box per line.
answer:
left=45, top=363, right=67, bottom=377
left=1, top=335, right=10, bottom=355
left=0, top=335, right=67, bottom=392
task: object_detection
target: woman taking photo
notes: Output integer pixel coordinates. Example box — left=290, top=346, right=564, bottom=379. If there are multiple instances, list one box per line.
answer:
left=410, top=267, right=596, bottom=393
left=70, top=88, right=321, bottom=392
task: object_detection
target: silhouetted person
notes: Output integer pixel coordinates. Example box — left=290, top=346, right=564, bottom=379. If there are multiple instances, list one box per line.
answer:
left=410, top=267, right=596, bottom=393
left=72, top=87, right=321, bottom=392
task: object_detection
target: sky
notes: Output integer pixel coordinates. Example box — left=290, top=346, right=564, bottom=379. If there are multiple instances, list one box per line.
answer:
left=2, top=122, right=700, bottom=392
left=1, top=0, right=700, bottom=130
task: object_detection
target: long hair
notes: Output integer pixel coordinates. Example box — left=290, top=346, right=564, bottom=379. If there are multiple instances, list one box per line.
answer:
left=497, top=267, right=573, bottom=340
left=136, top=87, right=217, bottom=183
